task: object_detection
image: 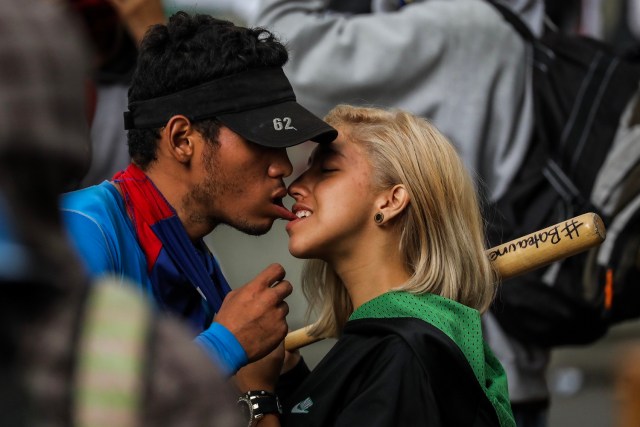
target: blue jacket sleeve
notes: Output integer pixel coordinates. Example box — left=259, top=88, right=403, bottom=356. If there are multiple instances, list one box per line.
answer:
left=195, top=322, right=248, bottom=377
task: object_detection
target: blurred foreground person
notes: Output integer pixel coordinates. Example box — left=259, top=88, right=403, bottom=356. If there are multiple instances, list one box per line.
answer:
left=0, top=0, right=241, bottom=425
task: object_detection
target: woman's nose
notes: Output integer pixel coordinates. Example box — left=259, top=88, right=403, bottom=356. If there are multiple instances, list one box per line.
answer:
left=288, top=172, right=310, bottom=199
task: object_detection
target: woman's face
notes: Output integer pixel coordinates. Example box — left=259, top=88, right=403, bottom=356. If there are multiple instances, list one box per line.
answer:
left=286, top=129, right=379, bottom=261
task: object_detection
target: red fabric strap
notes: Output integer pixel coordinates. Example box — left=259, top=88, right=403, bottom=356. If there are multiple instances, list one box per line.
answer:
left=112, top=164, right=174, bottom=272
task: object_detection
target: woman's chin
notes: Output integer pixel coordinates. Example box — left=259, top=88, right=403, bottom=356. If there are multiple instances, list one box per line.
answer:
left=288, top=241, right=317, bottom=260
left=288, top=245, right=309, bottom=259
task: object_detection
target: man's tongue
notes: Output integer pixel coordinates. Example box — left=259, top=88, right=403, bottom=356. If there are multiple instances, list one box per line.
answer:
left=273, top=202, right=297, bottom=220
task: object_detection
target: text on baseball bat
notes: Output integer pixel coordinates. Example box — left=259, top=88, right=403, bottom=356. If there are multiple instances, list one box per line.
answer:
left=487, top=219, right=584, bottom=261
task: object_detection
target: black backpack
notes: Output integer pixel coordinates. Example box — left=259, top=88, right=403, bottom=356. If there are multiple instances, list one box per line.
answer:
left=486, top=1, right=640, bottom=347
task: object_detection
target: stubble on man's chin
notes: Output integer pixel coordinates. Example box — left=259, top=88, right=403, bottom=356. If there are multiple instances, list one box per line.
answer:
left=184, top=188, right=273, bottom=237
left=188, top=147, right=274, bottom=237
left=227, top=217, right=273, bottom=237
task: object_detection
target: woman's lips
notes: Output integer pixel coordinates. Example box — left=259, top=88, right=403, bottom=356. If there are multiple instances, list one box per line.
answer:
left=286, top=206, right=313, bottom=232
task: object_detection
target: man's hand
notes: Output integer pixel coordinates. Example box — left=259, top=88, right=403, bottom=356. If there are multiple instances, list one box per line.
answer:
left=215, top=263, right=292, bottom=362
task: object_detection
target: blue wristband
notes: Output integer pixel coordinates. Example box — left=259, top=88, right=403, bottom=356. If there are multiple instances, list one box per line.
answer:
left=195, top=322, right=248, bottom=377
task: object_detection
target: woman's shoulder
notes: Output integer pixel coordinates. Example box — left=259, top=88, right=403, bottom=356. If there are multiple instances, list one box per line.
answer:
left=288, top=318, right=500, bottom=427
left=344, top=316, right=464, bottom=359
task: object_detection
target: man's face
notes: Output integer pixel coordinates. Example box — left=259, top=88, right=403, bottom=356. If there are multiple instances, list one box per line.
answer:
left=184, top=126, right=296, bottom=236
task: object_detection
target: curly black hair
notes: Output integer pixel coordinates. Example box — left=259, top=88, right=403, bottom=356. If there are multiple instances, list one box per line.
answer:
left=127, top=12, right=289, bottom=168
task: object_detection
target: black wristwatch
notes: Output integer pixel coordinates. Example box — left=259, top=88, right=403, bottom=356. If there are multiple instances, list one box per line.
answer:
left=237, top=390, right=282, bottom=427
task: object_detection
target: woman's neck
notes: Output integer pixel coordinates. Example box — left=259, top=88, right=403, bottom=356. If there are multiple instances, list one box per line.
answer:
left=332, top=239, right=411, bottom=309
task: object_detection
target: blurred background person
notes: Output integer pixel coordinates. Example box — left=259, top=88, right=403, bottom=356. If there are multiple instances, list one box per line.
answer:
left=250, top=0, right=541, bottom=203
left=71, top=0, right=166, bottom=187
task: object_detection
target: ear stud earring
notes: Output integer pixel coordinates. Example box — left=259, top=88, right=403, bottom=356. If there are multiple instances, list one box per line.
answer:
left=374, top=212, right=384, bottom=224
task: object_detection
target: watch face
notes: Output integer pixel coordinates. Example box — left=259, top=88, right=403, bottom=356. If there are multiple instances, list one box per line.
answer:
left=238, top=391, right=280, bottom=425
left=237, top=398, right=253, bottom=425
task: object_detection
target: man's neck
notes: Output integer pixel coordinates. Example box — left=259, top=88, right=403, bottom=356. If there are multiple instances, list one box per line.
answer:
left=116, top=163, right=216, bottom=242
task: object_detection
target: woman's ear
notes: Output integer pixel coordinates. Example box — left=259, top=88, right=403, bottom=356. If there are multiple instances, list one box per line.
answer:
left=163, top=115, right=194, bottom=163
left=375, top=184, right=410, bottom=224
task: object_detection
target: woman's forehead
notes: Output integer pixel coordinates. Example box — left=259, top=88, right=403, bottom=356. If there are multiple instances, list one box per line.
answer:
left=309, top=132, right=353, bottom=164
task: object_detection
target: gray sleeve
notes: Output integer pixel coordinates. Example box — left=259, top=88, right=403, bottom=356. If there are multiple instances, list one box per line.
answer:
left=497, top=0, right=546, bottom=35
left=81, top=84, right=131, bottom=187
left=253, top=0, right=536, bottom=201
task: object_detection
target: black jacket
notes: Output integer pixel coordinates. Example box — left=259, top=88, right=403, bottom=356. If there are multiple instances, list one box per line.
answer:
left=278, top=317, right=501, bottom=427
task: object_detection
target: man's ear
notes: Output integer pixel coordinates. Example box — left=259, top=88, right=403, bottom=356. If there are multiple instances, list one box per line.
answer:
left=375, top=184, right=410, bottom=224
left=163, top=115, right=195, bottom=163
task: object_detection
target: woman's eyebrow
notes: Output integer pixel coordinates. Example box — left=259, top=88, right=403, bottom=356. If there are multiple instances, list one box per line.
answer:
left=308, top=145, right=342, bottom=166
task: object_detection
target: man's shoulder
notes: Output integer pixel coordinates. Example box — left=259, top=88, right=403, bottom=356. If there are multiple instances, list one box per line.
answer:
left=62, top=181, right=117, bottom=209
left=61, top=181, right=131, bottom=242
left=61, top=182, right=124, bottom=220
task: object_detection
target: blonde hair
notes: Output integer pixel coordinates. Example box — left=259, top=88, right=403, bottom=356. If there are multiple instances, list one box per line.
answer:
left=303, top=105, right=497, bottom=338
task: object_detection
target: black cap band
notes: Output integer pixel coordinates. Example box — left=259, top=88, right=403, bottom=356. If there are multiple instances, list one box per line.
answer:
left=124, top=67, right=296, bottom=130
left=123, top=67, right=337, bottom=148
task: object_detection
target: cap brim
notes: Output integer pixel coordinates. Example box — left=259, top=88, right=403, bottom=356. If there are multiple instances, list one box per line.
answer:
left=217, top=100, right=337, bottom=148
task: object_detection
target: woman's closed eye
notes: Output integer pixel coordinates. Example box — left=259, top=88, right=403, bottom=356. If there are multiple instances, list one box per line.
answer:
left=321, top=167, right=338, bottom=173
left=319, top=160, right=340, bottom=173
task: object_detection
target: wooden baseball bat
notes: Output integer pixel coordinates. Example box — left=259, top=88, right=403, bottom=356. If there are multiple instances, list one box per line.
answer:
left=285, top=212, right=606, bottom=351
